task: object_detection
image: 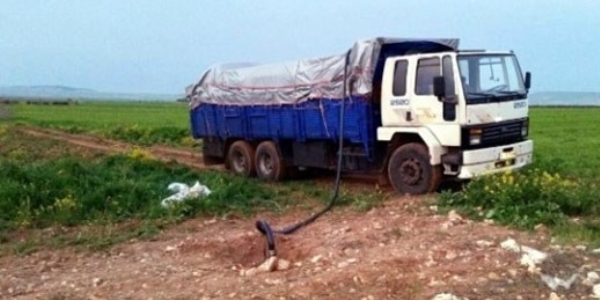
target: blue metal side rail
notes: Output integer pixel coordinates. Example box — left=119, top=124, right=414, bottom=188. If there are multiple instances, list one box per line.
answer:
left=190, top=97, right=375, bottom=160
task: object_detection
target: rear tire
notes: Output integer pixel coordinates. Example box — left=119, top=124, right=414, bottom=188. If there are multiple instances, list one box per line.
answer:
left=227, top=141, right=256, bottom=177
left=387, top=143, right=442, bottom=195
left=255, top=141, right=286, bottom=181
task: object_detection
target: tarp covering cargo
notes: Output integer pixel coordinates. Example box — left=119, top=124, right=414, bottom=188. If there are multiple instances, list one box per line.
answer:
left=187, top=38, right=459, bottom=108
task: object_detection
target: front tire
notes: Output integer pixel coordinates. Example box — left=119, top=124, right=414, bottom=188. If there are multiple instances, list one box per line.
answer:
left=255, top=141, right=286, bottom=181
left=387, top=143, right=442, bottom=195
left=227, top=141, right=256, bottom=177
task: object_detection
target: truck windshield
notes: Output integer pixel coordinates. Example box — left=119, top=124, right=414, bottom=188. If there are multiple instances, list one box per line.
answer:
left=458, top=54, right=526, bottom=104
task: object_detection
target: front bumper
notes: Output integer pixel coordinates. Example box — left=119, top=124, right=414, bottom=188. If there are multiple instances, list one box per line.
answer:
left=457, top=140, right=533, bottom=179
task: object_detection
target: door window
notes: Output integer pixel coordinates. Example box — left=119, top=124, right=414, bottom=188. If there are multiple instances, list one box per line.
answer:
left=442, top=56, right=455, bottom=96
left=415, top=57, right=441, bottom=95
left=392, top=60, right=408, bottom=96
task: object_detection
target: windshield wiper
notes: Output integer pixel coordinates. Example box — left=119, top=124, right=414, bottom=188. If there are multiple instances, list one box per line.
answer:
left=465, top=92, right=497, bottom=104
left=467, top=92, right=497, bottom=97
left=494, top=91, right=527, bottom=96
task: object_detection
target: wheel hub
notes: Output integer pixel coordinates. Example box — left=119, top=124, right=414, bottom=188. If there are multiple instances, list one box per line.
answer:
left=400, top=159, right=422, bottom=185
left=233, top=151, right=246, bottom=172
left=259, top=154, right=273, bottom=175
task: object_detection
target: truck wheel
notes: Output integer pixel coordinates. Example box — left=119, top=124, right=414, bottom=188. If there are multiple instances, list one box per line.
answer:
left=387, top=143, right=442, bottom=195
left=227, top=141, right=256, bottom=177
left=255, top=141, right=286, bottom=181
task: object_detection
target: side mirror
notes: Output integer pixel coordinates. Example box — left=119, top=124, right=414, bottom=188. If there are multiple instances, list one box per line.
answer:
left=433, top=76, right=446, bottom=100
left=524, top=72, right=531, bottom=90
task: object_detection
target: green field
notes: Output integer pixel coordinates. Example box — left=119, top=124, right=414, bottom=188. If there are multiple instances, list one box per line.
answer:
left=5, top=101, right=189, bottom=129
left=0, top=126, right=333, bottom=254
left=1, top=101, right=192, bottom=146
left=1, top=102, right=600, bottom=251
left=4, top=102, right=600, bottom=177
left=0, top=102, right=374, bottom=254
left=530, top=107, right=600, bottom=178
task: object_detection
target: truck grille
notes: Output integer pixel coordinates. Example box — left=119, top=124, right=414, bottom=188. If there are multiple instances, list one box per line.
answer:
left=462, top=119, right=527, bottom=149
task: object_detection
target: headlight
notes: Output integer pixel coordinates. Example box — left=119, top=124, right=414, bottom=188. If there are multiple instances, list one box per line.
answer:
left=469, top=128, right=482, bottom=145
left=521, top=120, right=529, bottom=137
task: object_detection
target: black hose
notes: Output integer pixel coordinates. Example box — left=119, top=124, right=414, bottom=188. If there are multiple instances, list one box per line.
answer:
left=255, top=49, right=352, bottom=258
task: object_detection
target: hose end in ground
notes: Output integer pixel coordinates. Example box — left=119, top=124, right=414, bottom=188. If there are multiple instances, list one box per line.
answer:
left=256, top=219, right=276, bottom=257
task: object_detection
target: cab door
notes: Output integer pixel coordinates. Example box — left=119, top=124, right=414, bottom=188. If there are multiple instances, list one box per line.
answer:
left=380, top=58, right=412, bottom=126
left=408, top=54, right=458, bottom=125
left=381, top=54, right=458, bottom=127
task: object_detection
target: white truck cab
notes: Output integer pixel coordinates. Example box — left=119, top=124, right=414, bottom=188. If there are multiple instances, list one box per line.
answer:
left=378, top=50, right=533, bottom=192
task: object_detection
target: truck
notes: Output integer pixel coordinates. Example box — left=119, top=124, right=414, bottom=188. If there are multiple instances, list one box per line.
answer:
left=186, top=37, right=533, bottom=195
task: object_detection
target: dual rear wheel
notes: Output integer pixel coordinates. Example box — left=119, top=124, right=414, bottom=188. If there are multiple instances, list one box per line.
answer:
left=227, top=141, right=256, bottom=177
left=226, top=140, right=286, bottom=181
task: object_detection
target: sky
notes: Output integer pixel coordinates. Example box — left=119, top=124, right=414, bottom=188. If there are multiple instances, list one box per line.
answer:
left=1, top=0, right=599, bottom=94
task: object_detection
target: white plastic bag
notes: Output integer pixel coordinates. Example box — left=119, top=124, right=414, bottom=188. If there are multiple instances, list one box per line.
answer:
left=161, top=181, right=211, bottom=208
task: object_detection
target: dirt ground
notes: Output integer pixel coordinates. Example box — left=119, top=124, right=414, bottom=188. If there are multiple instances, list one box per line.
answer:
left=1, top=128, right=599, bottom=300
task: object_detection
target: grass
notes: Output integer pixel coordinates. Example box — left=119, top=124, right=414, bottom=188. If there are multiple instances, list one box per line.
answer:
left=5, top=103, right=599, bottom=173
left=0, top=126, right=372, bottom=255
left=6, top=101, right=188, bottom=129
left=0, top=128, right=303, bottom=254
left=1, top=101, right=194, bottom=146
left=2, top=103, right=600, bottom=251
left=0, top=154, right=279, bottom=227
left=439, top=106, right=600, bottom=246
left=529, top=107, right=600, bottom=178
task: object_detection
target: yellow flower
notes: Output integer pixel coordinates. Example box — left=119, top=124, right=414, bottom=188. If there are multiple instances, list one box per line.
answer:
left=128, top=147, right=154, bottom=161
left=53, top=195, right=78, bottom=210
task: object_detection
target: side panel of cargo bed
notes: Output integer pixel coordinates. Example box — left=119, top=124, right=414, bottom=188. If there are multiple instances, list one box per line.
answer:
left=190, top=97, right=375, bottom=160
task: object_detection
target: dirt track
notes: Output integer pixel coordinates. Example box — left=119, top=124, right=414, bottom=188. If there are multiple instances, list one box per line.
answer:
left=16, top=127, right=219, bottom=171
left=2, top=128, right=599, bottom=300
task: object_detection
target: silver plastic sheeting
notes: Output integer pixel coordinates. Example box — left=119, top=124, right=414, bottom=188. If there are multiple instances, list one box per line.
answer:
left=187, top=38, right=459, bottom=108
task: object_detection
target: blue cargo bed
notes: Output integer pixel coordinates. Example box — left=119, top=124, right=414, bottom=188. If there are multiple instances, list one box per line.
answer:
left=190, top=97, right=375, bottom=159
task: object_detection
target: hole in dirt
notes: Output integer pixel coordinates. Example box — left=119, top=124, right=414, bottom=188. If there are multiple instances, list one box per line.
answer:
left=200, top=235, right=312, bottom=268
